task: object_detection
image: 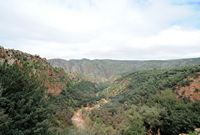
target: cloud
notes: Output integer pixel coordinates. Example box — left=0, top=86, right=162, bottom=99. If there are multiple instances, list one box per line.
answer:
left=0, top=0, right=200, bottom=60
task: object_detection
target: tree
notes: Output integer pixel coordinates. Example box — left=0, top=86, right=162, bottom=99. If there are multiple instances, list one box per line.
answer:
left=0, top=64, right=50, bottom=135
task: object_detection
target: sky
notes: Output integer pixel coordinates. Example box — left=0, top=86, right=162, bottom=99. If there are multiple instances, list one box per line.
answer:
left=0, top=0, right=200, bottom=60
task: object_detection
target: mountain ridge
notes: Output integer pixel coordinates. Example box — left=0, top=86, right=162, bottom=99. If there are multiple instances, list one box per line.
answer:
left=49, top=57, right=200, bottom=82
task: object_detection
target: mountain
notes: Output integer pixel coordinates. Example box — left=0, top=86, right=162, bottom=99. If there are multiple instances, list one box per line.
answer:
left=49, top=58, right=200, bottom=82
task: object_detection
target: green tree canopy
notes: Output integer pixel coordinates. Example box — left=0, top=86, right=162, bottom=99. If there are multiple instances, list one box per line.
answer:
left=0, top=64, right=50, bottom=135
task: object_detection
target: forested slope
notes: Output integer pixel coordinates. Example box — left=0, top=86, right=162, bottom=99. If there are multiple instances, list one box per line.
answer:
left=0, top=47, right=103, bottom=135
left=0, top=46, right=70, bottom=95
left=86, top=66, right=200, bottom=135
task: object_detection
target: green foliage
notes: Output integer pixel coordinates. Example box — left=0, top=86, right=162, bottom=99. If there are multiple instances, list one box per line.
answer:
left=0, top=64, right=50, bottom=135
left=46, top=78, right=106, bottom=134
left=89, top=66, right=200, bottom=135
left=160, top=101, right=200, bottom=135
left=151, top=89, right=200, bottom=134
left=62, top=80, right=102, bottom=107
left=188, top=131, right=196, bottom=135
left=123, top=106, right=146, bottom=135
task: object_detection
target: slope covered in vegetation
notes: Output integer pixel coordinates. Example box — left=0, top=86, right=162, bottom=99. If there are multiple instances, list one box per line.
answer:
left=0, top=47, right=103, bottom=135
left=0, top=64, right=50, bottom=134
left=0, top=46, right=71, bottom=95
left=86, top=66, right=200, bottom=135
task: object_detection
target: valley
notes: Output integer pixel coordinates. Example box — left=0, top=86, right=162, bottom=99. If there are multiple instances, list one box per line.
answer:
left=1, top=0, right=200, bottom=134
left=1, top=47, right=200, bottom=135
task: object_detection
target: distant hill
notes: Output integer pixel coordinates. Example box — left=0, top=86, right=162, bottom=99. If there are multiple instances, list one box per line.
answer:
left=48, top=58, right=200, bottom=82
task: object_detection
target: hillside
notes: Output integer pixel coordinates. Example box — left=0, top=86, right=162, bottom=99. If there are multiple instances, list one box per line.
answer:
left=0, top=46, right=71, bottom=95
left=0, top=46, right=104, bottom=135
left=86, top=66, right=200, bottom=135
left=49, top=58, right=200, bottom=82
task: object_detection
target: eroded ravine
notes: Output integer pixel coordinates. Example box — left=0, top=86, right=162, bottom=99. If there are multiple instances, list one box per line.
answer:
left=71, top=99, right=109, bottom=129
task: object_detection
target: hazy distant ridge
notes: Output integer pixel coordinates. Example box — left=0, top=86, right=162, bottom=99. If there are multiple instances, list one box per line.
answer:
left=48, top=58, right=200, bottom=82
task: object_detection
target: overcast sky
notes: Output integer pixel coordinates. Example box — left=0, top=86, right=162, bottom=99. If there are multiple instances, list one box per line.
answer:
left=1, top=0, right=200, bottom=60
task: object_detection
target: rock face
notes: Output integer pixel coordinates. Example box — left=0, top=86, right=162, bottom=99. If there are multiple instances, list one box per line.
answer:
left=176, top=73, right=200, bottom=101
left=0, top=47, right=69, bottom=95
left=49, top=58, right=200, bottom=82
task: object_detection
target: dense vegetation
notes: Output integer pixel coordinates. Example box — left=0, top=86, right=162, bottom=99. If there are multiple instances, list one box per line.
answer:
left=47, top=78, right=103, bottom=134
left=0, top=47, right=70, bottom=96
left=0, top=64, right=50, bottom=135
left=87, top=66, right=200, bottom=135
left=0, top=47, right=104, bottom=135
left=0, top=64, right=102, bottom=135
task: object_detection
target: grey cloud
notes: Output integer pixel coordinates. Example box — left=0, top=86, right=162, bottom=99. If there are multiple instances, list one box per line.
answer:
left=84, top=44, right=200, bottom=60
left=0, top=0, right=200, bottom=60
